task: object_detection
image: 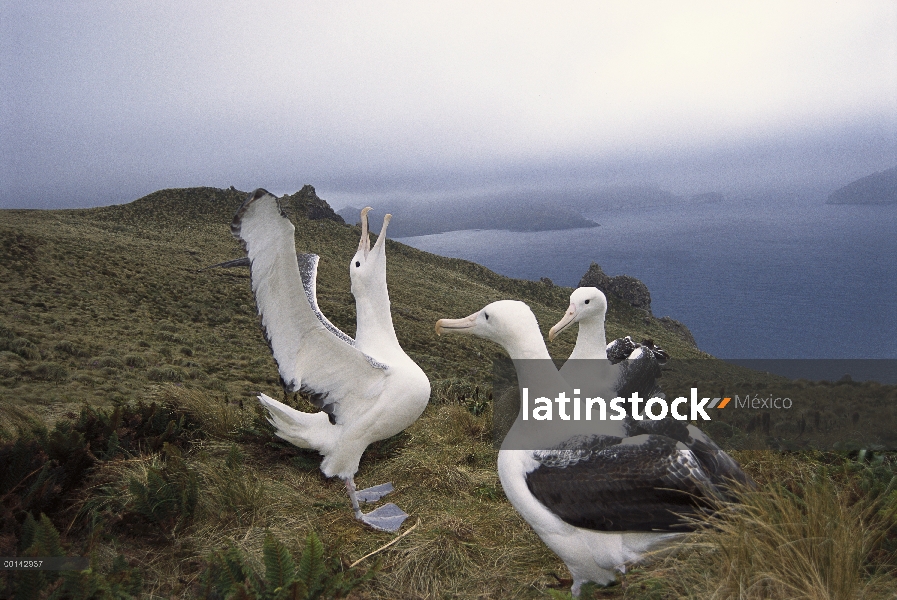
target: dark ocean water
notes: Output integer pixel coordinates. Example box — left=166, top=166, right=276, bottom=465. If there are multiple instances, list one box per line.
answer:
left=396, top=196, right=897, bottom=359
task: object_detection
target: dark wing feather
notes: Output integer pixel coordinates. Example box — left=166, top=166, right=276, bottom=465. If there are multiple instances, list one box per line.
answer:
left=683, top=426, right=756, bottom=489
left=606, top=336, right=637, bottom=364
left=624, top=416, right=691, bottom=443
left=623, top=419, right=756, bottom=492
left=613, top=346, right=665, bottom=400
left=605, top=336, right=752, bottom=491
left=198, top=257, right=251, bottom=271
left=604, top=335, right=753, bottom=495
left=638, top=338, right=669, bottom=363
left=526, top=434, right=718, bottom=532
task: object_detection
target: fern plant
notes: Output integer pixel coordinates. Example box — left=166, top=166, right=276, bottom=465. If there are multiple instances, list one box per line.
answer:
left=49, top=553, right=143, bottom=600
left=14, top=514, right=64, bottom=600
left=200, top=530, right=376, bottom=599
left=127, top=443, right=198, bottom=533
left=8, top=514, right=142, bottom=600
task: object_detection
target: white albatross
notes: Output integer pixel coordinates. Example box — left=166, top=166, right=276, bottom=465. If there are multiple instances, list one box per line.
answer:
left=232, top=189, right=430, bottom=532
left=548, top=287, right=749, bottom=494
left=435, top=300, right=752, bottom=595
left=549, top=286, right=670, bottom=404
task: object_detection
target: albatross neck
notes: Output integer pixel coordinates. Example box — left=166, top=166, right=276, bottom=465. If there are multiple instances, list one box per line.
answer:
left=501, top=327, right=576, bottom=447
left=568, top=316, right=607, bottom=360
left=353, top=286, right=400, bottom=353
left=502, top=327, right=553, bottom=361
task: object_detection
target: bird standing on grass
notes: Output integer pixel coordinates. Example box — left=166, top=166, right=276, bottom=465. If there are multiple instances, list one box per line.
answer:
left=232, top=189, right=430, bottom=532
left=435, top=300, right=751, bottom=596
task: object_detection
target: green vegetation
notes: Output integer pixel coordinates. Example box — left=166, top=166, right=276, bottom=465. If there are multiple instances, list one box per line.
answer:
left=200, top=530, right=376, bottom=599
left=1, top=187, right=894, bottom=598
left=661, top=453, right=897, bottom=599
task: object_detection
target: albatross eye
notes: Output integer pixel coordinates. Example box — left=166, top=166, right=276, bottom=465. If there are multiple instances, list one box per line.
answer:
left=584, top=299, right=590, bottom=304
left=355, top=261, right=360, bottom=267
left=484, top=313, right=489, bottom=320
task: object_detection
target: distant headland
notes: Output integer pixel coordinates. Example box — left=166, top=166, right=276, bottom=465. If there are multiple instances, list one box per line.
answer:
left=826, top=166, right=897, bottom=205
left=337, top=200, right=598, bottom=237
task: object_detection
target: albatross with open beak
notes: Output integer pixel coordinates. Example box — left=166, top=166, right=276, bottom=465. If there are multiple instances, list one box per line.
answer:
left=232, top=190, right=430, bottom=532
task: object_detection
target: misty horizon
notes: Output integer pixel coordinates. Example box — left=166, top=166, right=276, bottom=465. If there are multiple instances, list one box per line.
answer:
left=4, top=141, right=895, bottom=214
left=2, top=3, right=895, bottom=211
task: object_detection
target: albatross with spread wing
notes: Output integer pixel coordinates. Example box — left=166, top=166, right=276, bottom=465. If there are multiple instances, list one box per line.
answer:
left=232, top=189, right=430, bottom=532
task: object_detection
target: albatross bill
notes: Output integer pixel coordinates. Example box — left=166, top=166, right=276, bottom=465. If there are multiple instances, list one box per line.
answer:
left=232, top=189, right=430, bottom=532
left=436, top=299, right=752, bottom=596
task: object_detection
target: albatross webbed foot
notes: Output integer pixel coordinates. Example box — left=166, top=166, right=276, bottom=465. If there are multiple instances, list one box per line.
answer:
left=359, top=502, right=409, bottom=532
left=356, top=482, right=395, bottom=503
left=346, top=478, right=409, bottom=532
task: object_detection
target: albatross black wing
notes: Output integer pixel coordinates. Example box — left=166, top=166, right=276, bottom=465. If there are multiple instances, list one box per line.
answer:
left=198, top=257, right=251, bottom=271
left=681, top=426, right=756, bottom=489
left=525, top=434, right=719, bottom=532
left=622, top=420, right=756, bottom=492
left=613, top=345, right=665, bottom=400
left=606, top=336, right=637, bottom=364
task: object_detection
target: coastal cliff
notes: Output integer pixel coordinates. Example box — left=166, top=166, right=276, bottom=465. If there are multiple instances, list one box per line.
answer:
left=577, top=262, right=697, bottom=347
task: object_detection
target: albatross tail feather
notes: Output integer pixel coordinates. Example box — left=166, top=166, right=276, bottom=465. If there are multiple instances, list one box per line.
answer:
left=257, top=393, right=335, bottom=451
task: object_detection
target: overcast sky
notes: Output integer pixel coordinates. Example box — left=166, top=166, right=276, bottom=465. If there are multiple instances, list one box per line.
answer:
left=2, top=1, right=895, bottom=209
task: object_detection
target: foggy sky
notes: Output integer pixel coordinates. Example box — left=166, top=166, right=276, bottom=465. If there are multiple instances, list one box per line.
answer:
left=2, top=1, right=895, bottom=210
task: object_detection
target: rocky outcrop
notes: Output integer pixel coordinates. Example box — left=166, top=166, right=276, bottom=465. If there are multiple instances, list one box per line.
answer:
left=578, top=262, right=697, bottom=348
left=657, top=316, right=697, bottom=348
left=578, top=263, right=652, bottom=313
left=280, top=185, right=346, bottom=224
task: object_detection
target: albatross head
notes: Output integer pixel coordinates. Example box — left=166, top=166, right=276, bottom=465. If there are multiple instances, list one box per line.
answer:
left=435, top=300, right=548, bottom=359
left=350, top=207, right=392, bottom=296
left=548, top=286, right=607, bottom=342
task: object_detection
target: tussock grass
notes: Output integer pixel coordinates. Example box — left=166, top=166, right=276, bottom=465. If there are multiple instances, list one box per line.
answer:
left=155, top=384, right=256, bottom=438
left=78, top=454, right=165, bottom=523
left=195, top=444, right=270, bottom=528
left=0, top=403, right=43, bottom=441
left=3, top=188, right=897, bottom=597
left=17, top=385, right=897, bottom=598
left=381, top=510, right=531, bottom=598
left=664, top=467, right=897, bottom=600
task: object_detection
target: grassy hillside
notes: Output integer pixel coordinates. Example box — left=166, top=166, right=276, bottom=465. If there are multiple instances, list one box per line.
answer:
left=1, top=188, right=894, bottom=599
left=0, top=187, right=701, bottom=423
